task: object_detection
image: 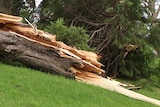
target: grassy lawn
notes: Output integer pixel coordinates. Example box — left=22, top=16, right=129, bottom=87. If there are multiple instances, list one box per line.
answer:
left=135, top=88, right=160, bottom=101
left=117, top=78, right=160, bottom=101
left=0, top=63, right=159, bottom=107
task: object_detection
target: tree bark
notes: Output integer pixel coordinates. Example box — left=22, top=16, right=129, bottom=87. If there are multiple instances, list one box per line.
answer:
left=0, top=30, right=76, bottom=78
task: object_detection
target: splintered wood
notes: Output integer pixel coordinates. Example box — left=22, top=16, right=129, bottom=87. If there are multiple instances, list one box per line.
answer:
left=0, top=13, right=22, bottom=24
left=1, top=13, right=160, bottom=106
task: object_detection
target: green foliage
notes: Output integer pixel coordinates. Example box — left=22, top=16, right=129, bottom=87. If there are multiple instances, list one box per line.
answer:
left=147, top=24, right=160, bottom=56
left=100, top=0, right=155, bottom=79
left=20, top=10, right=31, bottom=19
left=137, top=78, right=150, bottom=89
left=149, top=74, right=159, bottom=87
left=102, top=0, right=160, bottom=80
left=124, top=0, right=143, bottom=20
left=45, top=18, right=93, bottom=50
left=39, top=0, right=114, bottom=25
left=136, top=74, right=160, bottom=89
left=148, top=58, right=160, bottom=88
left=117, top=40, right=159, bottom=80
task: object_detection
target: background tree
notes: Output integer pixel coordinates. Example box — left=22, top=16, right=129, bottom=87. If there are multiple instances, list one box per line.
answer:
left=0, top=0, right=14, bottom=14
left=0, top=0, right=35, bottom=17
left=38, top=0, right=160, bottom=80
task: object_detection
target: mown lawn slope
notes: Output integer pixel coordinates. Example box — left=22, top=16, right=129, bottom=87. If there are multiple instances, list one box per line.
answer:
left=0, top=63, right=159, bottom=107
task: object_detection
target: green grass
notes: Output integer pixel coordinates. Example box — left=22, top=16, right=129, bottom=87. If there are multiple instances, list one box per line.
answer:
left=117, top=78, right=160, bottom=101
left=0, top=63, right=159, bottom=107
left=135, top=88, right=160, bottom=101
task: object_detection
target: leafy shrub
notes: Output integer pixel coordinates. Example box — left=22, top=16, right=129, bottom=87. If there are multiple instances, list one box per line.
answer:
left=149, top=74, right=159, bottom=87
left=45, top=18, right=93, bottom=51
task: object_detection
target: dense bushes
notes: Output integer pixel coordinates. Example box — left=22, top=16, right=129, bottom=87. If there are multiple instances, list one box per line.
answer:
left=44, top=18, right=93, bottom=51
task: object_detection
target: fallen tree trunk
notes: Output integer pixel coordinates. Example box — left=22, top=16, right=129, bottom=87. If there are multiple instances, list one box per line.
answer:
left=0, top=30, right=104, bottom=77
left=0, top=13, right=160, bottom=106
left=0, top=30, right=75, bottom=78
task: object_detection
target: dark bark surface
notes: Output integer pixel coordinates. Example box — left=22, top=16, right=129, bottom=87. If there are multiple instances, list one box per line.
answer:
left=0, top=30, right=76, bottom=78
